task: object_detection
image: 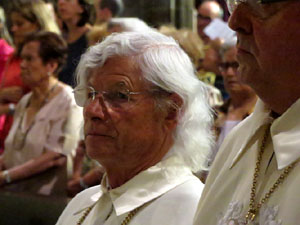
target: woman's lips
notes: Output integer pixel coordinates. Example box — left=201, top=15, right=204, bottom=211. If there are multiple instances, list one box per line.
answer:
left=86, top=132, right=115, bottom=139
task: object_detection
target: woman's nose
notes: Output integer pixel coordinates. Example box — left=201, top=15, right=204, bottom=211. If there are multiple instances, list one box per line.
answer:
left=84, top=96, right=109, bottom=122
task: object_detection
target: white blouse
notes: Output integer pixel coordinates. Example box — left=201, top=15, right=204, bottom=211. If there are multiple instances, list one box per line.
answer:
left=56, top=155, right=204, bottom=225
left=4, top=84, right=83, bottom=168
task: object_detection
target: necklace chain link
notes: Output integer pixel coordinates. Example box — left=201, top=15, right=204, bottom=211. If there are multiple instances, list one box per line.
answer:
left=245, top=123, right=296, bottom=223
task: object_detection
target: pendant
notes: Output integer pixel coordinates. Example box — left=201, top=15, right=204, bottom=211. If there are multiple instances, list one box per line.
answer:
left=13, top=129, right=27, bottom=150
left=245, top=209, right=256, bottom=222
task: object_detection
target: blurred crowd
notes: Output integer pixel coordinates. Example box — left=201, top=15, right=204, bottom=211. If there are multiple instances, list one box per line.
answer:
left=0, top=0, right=256, bottom=200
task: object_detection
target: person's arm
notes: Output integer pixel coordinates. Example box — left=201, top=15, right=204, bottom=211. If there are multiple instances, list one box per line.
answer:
left=0, top=103, right=15, bottom=115
left=0, top=151, right=66, bottom=186
left=0, top=86, right=24, bottom=103
left=71, top=140, right=86, bottom=180
left=67, top=167, right=104, bottom=197
left=0, top=155, right=4, bottom=171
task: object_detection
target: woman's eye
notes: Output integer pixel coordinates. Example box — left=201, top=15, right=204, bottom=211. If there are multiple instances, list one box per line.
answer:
left=117, top=91, right=129, bottom=100
left=106, top=91, right=129, bottom=102
left=87, top=92, right=94, bottom=99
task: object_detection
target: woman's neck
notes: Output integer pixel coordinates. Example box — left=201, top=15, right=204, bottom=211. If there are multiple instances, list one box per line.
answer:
left=230, top=91, right=257, bottom=109
left=64, top=20, right=90, bottom=43
left=226, top=92, right=257, bottom=120
left=31, top=76, right=58, bottom=101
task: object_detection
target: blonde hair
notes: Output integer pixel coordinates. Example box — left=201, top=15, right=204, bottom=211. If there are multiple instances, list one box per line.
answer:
left=160, top=26, right=205, bottom=69
left=10, top=0, right=60, bottom=35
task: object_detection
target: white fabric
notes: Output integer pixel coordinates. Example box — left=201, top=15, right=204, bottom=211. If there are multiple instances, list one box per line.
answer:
left=3, top=85, right=83, bottom=168
left=209, top=120, right=241, bottom=164
left=57, top=155, right=204, bottom=225
left=194, top=98, right=300, bottom=225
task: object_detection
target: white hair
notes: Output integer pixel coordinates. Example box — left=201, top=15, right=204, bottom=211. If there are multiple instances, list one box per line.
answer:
left=108, top=17, right=153, bottom=32
left=76, top=31, right=214, bottom=172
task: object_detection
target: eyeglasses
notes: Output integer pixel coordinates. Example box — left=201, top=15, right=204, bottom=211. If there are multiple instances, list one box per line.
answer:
left=73, top=84, right=147, bottom=110
left=197, top=13, right=212, bottom=22
left=226, top=0, right=288, bottom=14
left=219, top=61, right=239, bottom=71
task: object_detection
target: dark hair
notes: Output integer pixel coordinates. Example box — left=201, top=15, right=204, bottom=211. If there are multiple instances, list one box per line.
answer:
left=22, top=31, right=67, bottom=74
left=77, top=0, right=92, bottom=27
left=100, top=0, right=124, bottom=17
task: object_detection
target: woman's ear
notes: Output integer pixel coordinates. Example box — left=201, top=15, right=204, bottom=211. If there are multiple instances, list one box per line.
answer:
left=164, top=93, right=183, bottom=131
left=46, top=60, right=59, bottom=75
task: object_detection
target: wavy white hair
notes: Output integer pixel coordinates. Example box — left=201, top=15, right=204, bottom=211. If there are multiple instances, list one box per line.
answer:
left=76, top=31, right=214, bottom=172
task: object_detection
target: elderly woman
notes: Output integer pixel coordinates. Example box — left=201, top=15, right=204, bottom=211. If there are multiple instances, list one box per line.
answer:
left=0, top=0, right=60, bottom=153
left=56, top=31, right=213, bottom=224
left=0, top=31, right=82, bottom=196
left=209, top=44, right=257, bottom=165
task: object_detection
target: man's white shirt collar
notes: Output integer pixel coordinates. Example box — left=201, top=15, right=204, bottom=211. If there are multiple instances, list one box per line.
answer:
left=230, top=98, right=300, bottom=170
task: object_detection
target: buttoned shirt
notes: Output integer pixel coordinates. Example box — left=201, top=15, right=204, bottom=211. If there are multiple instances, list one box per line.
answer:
left=57, top=155, right=204, bottom=225
left=194, top=98, right=300, bottom=225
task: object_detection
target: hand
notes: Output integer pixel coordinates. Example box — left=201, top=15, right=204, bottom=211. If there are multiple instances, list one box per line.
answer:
left=0, top=86, right=24, bottom=103
left=67, top=177, right=83, bottom=197
left=53, top=156, right=67, bottom=167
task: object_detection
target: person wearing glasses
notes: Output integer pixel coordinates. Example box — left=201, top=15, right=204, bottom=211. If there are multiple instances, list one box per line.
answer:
left=0, top=32, right=82, bottom=195
left=197, top=0, right=223, bottom=43
left=194, top=0, right=300, bottom=224
left=56, top=31, right=213, bottom=225
left=210, top=44, right=257, bottom=165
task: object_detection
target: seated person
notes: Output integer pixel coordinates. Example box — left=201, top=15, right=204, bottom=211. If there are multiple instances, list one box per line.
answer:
left=0, top=31, right=82, bottom=196
left=56, top=31, right=213, bottom=224
left=67, top=140, right=104, bottom=197
left=0, top=0, right=61, bottom=153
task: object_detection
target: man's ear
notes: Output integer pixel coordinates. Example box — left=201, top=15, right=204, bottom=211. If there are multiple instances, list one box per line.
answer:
left=164, top=93, right=183, bottom=131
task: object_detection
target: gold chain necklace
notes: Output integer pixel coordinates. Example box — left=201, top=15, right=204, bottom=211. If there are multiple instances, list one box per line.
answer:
left=245, top=124, right=296, bottom=223
left=77, top=203, right=141, bottom=225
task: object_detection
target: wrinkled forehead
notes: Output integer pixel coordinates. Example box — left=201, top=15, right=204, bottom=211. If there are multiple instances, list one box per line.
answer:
left=86, top=56, right=152, bottom=90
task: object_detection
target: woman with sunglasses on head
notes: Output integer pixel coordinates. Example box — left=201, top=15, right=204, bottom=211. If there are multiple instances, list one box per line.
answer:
left=0, top=31, right=82, bottom=196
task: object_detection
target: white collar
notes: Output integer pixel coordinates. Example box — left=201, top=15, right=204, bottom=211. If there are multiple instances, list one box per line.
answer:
left=230, top=98, right=300, bottom=170
left=103, top=155, right=195, bottom=216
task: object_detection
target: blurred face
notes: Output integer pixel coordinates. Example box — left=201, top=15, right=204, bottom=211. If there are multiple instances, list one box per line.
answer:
left=202, top=48, right=220, bottom=74
left=197, top=2, right=220, bottom=41
left=10, top=12, right=39, bottom=47
left=220, top=47, right=254, bottom=96
left=57, top=0, right=83, bottom=22
left=20, top=41, right=49, bottom=87
left=83, top=56, right=170, bottom=169
left=228, top=1, right=300, bottom=95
